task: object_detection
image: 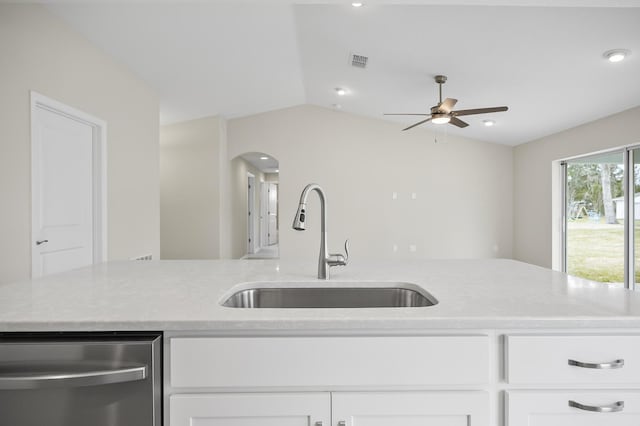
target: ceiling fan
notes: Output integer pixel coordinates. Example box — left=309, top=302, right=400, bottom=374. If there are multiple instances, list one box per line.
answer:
left=385, top=75, right=508, bottom=131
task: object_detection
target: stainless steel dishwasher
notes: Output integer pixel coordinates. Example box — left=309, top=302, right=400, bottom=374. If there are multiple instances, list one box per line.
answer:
left=0, top=332, right=162, bottom=426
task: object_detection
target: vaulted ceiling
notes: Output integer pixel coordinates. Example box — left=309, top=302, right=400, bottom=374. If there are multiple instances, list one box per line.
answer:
left=47, top=1, right=640, bottom=145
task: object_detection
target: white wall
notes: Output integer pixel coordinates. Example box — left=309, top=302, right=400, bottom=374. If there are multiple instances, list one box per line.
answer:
left=160, top=116, right=222, bottom=259
left=228, top=105, right=513, bottom=262
left=513, top=106, right=640, bottom=268
left=218, top=118, right=232, bottom=259
left=0, top=5, right=159, bottom=284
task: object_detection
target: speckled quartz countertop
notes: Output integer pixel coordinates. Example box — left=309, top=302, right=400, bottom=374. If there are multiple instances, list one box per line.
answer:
left=1, top=259, right=640, bottom=332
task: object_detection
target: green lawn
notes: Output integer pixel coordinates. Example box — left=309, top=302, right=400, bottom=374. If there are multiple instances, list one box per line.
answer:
left=566, top=219, right=640, bottom=283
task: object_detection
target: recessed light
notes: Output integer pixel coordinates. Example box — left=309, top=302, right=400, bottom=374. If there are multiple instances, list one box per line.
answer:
left=260, top=156, right=269, bottom=160
left=335, top=88, right=347, bottom=96
left=604, top=49, right=630, bottom=63
left=275, top=169, right=279, bottom=173
left=351, top=2, right=364, bottom=7
left=483, top=119, right=496, bottom=127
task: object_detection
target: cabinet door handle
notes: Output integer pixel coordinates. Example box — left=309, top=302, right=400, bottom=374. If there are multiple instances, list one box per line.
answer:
left=315, top=422, right=323, bottom=426
left=338, top=422, right=346, bottom=426
left=569, top=400, right=624, bottom=413
left=568, top=358, right=624, bottom=369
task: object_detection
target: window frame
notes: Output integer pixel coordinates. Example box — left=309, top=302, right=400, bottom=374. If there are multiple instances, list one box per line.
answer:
left=560, top=146, right=638, bottom=290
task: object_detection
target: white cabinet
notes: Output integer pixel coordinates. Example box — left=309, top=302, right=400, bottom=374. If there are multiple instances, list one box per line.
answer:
left=167, top=335, right=491, bottom=426
left=170, top=393, right=330, bottom=426
left=170, top=392, right=489, bottom=426
left=167, top=332, right=640, bottom=426
left=332, top=392, right=489, bottom=426
left=505, top=334, right=640, bottom=426
left=507, top=391, right=640, bottom=426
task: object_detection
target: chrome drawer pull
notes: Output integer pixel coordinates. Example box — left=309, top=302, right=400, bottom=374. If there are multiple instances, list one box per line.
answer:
left=568, top=359, right=624, bottom=369
left=569, top=400, right=624, bottom=413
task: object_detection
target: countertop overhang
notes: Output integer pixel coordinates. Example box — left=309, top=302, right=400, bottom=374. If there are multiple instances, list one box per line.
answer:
left=1, top=259, right=640, bottom=332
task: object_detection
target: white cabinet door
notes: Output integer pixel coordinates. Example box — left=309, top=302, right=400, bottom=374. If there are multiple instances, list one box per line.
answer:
left=170, top=393, right=330, bottom=426
left=507, top=391, right=640, bottom=426
left=332, top=392, right=489, bottom=426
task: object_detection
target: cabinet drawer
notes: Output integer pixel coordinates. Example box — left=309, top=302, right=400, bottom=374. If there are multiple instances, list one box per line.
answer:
left=506, top=335, right=640, bottom=385
left=507, top=390, right=640, bottom=426
left=170, top=336, right=489, bottom=388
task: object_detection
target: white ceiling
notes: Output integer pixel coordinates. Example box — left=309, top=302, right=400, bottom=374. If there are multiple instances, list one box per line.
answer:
left=240, top=152, right=280, bottom=173
left=46, top=1, right=640, bottom=145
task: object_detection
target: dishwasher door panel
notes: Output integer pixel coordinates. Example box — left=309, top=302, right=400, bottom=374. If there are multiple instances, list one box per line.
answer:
left=0, top=334, right=161, bottom=426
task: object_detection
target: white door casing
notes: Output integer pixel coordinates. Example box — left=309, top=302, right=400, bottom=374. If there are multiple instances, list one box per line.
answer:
left=31, top=92, right=107, bottom=278
left=260, top=181, right=268, bottom=248
left=247, top=173, right=255, bottom=254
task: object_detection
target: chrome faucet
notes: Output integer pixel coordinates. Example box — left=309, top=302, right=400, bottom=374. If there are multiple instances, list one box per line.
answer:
left=293, top=183, right=349, bottom=279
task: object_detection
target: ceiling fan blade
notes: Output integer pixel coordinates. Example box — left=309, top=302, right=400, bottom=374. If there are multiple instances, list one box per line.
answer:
left=449, top=117, right=469, bottom=128
left=452, top=106, right=508, bottom=117
left=402, top=118, right=432, bottom=131
left=438, top=98, right=458, bottom=113
left=384, top=113, right=430, bottom=116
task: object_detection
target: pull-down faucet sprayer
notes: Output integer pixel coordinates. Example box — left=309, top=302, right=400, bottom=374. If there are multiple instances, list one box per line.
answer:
left=292, top=184, right=349, bottom=279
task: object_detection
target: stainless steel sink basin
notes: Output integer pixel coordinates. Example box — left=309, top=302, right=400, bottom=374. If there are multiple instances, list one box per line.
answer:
left=221, top=282, right=438, bottom=308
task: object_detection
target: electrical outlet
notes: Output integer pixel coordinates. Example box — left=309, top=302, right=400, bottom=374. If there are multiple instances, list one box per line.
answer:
left=131, top=254, right=153, bottom=261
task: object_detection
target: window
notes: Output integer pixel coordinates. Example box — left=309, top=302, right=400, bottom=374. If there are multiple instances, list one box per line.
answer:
left=561, top=147, right=640, bottom=289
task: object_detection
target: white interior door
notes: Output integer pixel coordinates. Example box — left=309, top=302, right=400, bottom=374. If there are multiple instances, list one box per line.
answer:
left=268, top=182, right=278, bottom=245
left=31, top=94, right=106, bottom=278
left=260, top=181, right=268, bottom=248
left=247, top=174, right=255, bottom=254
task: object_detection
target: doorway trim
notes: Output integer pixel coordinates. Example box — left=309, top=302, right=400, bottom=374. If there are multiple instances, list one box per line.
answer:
left=30, top=91, right=108, bottom=277
left=247, top=172, right=256, bottom=255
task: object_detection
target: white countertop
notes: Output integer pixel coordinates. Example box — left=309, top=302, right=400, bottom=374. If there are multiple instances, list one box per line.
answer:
left=1, top=259, right=640, bottom=332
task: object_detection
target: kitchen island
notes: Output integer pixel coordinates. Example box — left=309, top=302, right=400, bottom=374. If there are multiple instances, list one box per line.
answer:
left=1, top=258, right=639, bottom=331
left=2, top=258, right=640, bottom=426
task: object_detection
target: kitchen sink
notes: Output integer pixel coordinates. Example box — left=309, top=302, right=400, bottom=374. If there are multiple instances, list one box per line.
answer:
left=221, top=282, right=438, bottom=308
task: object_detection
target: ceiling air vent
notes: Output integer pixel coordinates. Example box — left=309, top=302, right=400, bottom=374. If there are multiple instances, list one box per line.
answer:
left=350, top=53, right=368, bottom=69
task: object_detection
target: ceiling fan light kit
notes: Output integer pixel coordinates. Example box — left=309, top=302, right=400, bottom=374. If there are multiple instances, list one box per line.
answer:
left=385, top=75, right=509, bottom=131
left=432, top=113, right=451, bottom=124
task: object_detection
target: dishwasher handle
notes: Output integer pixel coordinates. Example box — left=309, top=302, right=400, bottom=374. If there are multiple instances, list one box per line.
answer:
left=0, top=365, right=147, bottom=390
